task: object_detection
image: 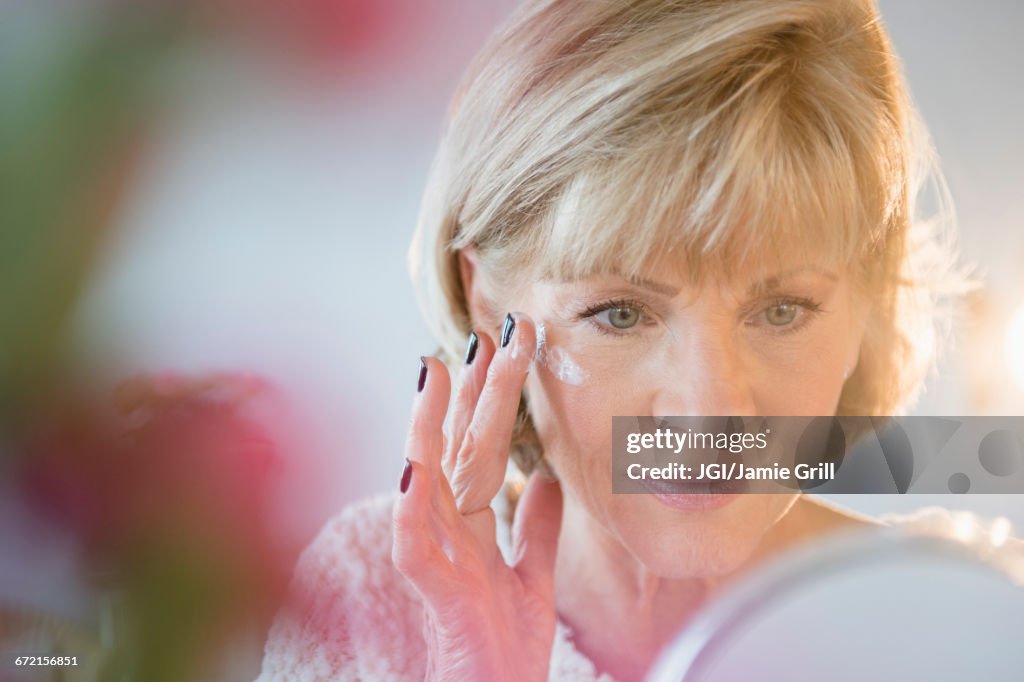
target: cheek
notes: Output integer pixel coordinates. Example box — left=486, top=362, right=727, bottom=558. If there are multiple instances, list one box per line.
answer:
left=525, top=366, right=640, bottom=515
left=527, top=322, right=652, bottom=454
left=750, top=352, right=846, bottom=413
left=526, top=370, right=615, bottom=464
left=747, top=327, right=852, bottom=414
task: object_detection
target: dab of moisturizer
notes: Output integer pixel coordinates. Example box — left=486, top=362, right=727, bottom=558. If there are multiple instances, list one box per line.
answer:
left=534, top=322, right=589, bottom=386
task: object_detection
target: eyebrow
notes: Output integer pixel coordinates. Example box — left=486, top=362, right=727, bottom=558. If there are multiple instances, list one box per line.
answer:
left=618, top=266, right=838, bottom=298
left=623, top=276, right=681, bottom=297
left=746, top=266, right=838, bottom=296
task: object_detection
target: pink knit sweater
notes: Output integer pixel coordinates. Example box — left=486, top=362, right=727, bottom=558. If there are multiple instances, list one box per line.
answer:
left=255, top=492, right=1024, bottom=681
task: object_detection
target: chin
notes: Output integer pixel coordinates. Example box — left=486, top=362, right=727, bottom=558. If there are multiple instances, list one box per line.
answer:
left=611, top=494, right=790, bottom=578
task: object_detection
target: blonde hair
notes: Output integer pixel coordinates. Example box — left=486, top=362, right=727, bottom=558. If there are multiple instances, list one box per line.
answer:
left=409, top=0, right=966, bottom=475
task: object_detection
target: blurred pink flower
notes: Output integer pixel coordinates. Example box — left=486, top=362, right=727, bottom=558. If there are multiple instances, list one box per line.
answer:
left=18, top=373, right=295, bottom=645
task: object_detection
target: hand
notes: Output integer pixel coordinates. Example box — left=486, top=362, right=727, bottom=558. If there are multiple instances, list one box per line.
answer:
left=392, top=313, right=564, bottom=682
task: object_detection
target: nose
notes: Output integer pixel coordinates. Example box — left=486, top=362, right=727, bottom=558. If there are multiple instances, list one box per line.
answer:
left=650, top=327, right=757, bottom=417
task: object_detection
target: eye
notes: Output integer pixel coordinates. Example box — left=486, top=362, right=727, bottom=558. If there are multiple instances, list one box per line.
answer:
left=577, top=298, right=651, bottom=334
left=764, top=303, right=799, bottom=326
left=603, top=306, right=641, bottom=329
left=747, top=296, right=823, bottom=332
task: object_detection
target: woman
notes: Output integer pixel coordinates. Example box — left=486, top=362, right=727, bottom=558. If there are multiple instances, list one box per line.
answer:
left=257, top=1, right=1011, bottom=680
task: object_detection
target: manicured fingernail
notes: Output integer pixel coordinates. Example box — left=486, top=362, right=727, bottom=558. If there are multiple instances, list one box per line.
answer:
left=417, top=357, right=427, bottom=392
left=400, top=457, right=412, bottom=493
left=500, top=313, right=516, bottom=349
left=464, top=331, right=479, bottom=365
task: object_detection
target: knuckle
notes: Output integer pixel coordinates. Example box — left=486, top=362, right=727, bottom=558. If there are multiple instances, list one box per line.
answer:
left=457, top=426, right=481, bottom=458
left=457, top=427, right=495, bottom=470
left=485, top=356, right=528, bottom=395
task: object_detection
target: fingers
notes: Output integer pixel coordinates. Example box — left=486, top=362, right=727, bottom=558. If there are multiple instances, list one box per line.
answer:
left=511, top=472, right=563, bottom=599
left=393, top=459, right=502, bottom=601
left=396, top=312, right=539, bottom=607
left=392, top=458, right=456, bottom=600
left=450, top=312, right=537, bottom=514
left=443, top=331, right=497, bottom=480
left=396, top=356, right=497, bottom=598
left=406, top=356, right=452, bottom=481
left=399, top=331, right=560, bottom=682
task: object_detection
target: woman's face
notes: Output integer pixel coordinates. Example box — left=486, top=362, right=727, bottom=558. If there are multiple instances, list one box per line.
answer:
left=472, top=252, right=870, bottom=577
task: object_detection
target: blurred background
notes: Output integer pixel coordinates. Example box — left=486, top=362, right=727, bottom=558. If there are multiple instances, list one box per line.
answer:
left=1, top=0, right=1022, bottom=679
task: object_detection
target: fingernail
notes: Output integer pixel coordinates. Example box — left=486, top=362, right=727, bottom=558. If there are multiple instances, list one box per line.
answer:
left=500, top=313, right=516, bottom=349
left=464, top=331, right=479, bottom=365
left=417, top=357, right=427, bottom=392
left=400, top=457, right=412, bottom=493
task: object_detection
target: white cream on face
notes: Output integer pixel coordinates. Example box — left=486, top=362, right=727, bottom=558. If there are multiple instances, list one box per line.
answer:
left=535, top=321, right=590, bottom=386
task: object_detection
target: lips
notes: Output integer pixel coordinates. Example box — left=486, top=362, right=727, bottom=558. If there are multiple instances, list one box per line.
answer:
left=634, top=439, right=750, bottom=496
left=630, top=442, right=751, bottom=512
left=638, top=473, right=749, bottom=496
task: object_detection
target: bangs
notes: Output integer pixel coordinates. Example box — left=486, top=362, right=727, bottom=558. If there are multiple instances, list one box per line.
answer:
left=533, top=85, right=901, bottom=287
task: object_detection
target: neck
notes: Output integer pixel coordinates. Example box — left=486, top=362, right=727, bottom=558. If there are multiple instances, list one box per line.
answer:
left=552, top=491, right=871, bottom=681
left=552, top=494, right=723, bottom=681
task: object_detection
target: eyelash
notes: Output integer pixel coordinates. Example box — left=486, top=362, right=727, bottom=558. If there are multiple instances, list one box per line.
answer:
left=746, top=296, right=824, bottom=335
left=576, top=298, right=653, bottom=336
left=576, top=296, right=825, bottom=336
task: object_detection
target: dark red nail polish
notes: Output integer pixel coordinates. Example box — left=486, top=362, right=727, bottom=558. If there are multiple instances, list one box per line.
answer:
left=465, top=331, right=479, bottom=365
left=500, top=313, right=516, bottom=348
left=400, top=457, right=412, bottom=493
left=417, top=357, right=427, bottom=392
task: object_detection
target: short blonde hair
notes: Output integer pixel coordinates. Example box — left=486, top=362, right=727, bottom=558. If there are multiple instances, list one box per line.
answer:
left=409, top=0, right=965, bottom=474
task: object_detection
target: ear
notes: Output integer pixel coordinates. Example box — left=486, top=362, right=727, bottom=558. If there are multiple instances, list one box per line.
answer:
left=458, top=246, right=490, bottom=330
